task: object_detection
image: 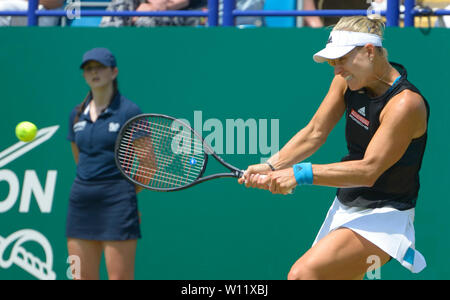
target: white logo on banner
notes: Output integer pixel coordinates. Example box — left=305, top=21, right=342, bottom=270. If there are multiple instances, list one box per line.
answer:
left=0, top=125, right=59, bottom=280
left=0, top=229, right=56, bottom=280
left=0, top=126, right=59, bottom=168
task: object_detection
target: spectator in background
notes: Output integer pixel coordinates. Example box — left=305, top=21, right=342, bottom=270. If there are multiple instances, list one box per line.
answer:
left=234, top=0, right=265, bottom=27
left=0, top=0, right=63, bottom=26
left=314, top=0, right=369, bottom=27
left=100, top=0, right=141, bottom=27
left=301, top=0, right=323, bottom=27
left=218, top=0, right=265, bottom=27
left=100, top=0, right=207, bottom=27
left=134, top=0, right=206, bottom=27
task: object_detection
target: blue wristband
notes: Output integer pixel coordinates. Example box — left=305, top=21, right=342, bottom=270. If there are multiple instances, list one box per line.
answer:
left=293, top=162, right=313, bottom=185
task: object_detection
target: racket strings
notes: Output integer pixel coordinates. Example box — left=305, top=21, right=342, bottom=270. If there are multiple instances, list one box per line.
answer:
left=118, top=135, right=204, bottom=170
left=117, top=150, right=203, bottom=179
left=117, top=167, right=195, bottom=187
left=121, top=125, right=179, bottom=187
left=132, top=117, right=185, bottom=187
left=125, top=120, right=204, bottom=171
left=122, top=122, right=207, bottom=153
left=117, top=149, right=202, bottom=174
left=117, top=116, right=206, bottom=189
left=116, top=156, right=200, bottom=186
left=120, top=132, right=205, bottom=162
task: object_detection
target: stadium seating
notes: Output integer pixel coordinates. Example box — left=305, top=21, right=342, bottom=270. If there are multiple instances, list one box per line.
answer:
left=61, top=0, right=450, bottom=28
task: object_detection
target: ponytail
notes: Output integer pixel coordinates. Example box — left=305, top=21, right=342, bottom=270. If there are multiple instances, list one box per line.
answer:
left=73, top=75, right=119, bottom=125
left=73, top=91, right=92, bottom=125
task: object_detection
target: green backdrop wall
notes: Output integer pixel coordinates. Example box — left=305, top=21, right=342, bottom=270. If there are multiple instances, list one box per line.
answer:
left=0, top=27, right=449, bottom=280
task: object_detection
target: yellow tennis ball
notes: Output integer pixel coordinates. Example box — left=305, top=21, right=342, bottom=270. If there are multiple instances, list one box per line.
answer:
left=15, top=121, right=38, bottom=142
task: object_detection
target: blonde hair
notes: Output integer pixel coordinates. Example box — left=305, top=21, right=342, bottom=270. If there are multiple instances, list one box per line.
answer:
left=333, top=16, right=387, bottom=57
left=333, top=16, right=385, bottom=37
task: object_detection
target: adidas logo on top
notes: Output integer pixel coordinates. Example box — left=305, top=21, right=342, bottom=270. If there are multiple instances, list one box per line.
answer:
left=358, top=106, right=366, bottom=117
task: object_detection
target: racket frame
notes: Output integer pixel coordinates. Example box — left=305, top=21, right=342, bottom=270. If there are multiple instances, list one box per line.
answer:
left=115, top=113, right=243, bottom=192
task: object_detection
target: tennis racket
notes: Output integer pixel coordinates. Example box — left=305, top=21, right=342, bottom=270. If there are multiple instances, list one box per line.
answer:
left=115, top=113, right=250, bottom=192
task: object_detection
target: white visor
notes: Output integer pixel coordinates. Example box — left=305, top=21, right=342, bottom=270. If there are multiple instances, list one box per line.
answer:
left=313, top=30, right=383, bottom=63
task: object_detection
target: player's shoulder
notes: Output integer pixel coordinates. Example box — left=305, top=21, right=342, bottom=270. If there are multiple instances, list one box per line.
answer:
left=327, top=75, right=348, bottom=99
left=330, top=75, right=348, bottom=91
left=389, top=89, right=426, bottom=115
left=118, top=94, right=143, bottom=118
left=381, top=89, right=427, bottom=127
left=69, top=104, right=81, bottom=120
left=118, top=93, right=135, bottom=107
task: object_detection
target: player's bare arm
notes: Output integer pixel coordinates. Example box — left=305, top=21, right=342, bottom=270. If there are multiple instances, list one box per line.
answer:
left=268, top=90, right=427, bottom=194
left=270, top=75, right=347, bottom=169
left=239, top=75, right=346, bottom=188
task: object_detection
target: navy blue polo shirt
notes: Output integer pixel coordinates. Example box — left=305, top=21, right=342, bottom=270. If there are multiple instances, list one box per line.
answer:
left=67, top=92, right=142, bottom=181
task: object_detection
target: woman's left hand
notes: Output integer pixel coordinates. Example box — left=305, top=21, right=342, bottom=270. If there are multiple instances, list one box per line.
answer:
left=266, top=168, right=297, bottom=195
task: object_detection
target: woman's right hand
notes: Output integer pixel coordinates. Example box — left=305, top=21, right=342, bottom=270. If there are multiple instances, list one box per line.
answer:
left=238, top=163, right=272, bottom=190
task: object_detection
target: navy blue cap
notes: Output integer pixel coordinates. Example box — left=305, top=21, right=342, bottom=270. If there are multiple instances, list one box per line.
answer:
left=80, top=48, right=117, bottom=69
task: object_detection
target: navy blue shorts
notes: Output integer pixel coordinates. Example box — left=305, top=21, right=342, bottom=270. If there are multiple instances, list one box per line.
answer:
left=66, top=177, right=141, bottom=241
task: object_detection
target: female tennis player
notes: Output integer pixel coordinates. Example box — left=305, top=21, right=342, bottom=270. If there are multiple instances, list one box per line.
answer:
left=67, top=48, right=143, bottom=280
left=239, top=16, right=429, bottom=279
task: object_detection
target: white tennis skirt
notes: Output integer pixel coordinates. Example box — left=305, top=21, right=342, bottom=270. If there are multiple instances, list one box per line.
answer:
left=313, top=197, right=426, bottom=273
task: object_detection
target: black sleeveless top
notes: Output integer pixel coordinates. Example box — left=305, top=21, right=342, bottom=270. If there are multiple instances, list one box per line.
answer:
left=336, top=62, right=430, bottom=210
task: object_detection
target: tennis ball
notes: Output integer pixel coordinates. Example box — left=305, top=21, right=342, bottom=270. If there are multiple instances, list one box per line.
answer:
left=15, top=121, right=38, bottom=142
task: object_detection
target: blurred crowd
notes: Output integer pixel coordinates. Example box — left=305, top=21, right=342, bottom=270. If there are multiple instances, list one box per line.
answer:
left=0, top=0, right=449, bottom=28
